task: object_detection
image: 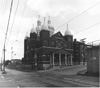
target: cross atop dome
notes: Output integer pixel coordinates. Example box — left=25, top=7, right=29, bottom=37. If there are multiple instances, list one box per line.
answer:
left=37, top=15, right=41, bottom=26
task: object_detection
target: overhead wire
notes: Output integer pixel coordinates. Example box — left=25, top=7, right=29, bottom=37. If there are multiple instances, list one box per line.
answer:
left=56, top=2, right=100, bottom=29
left=87, top=39, right=100, bottom=44
left=0, top=0, right=7, bottom=30
left=15, top=0, right=28, bottom=40
left=73, top=21, right=100, bottom=35
left=6, top=0, right=20, bottom=47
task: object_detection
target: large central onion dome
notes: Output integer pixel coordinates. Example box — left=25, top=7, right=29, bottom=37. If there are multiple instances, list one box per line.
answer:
left=36, top=15, right=41, bottom=35
left=64, top=24, right=72, bottom=36
left=41, top=17, right=48, bottom=30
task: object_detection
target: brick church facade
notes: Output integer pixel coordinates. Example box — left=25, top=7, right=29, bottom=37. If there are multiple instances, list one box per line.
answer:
left=22, top=16, right=73, bottom=70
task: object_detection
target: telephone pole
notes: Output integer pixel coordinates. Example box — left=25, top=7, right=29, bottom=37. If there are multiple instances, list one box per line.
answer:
left=2, top=0, right=13, bottom=74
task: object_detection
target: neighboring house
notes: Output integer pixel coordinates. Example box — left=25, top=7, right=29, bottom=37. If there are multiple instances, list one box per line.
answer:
left=22, top=16, right=74, bottom=70
left=86, top=45, right=99, bottom=74
left=73, top=39, right=87, bottom=65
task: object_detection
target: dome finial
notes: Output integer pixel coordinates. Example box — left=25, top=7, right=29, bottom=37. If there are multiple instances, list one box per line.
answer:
left=37, top=15, right=41, bottom=26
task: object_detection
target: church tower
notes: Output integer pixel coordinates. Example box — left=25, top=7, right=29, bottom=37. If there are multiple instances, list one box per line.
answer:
left=64, top=24, right=73, bottom=49
left=40, top=17, right=50, bottom=46
left=30, top=24, right=37, bottom=40
left=30, top=24, right=38, bottom=49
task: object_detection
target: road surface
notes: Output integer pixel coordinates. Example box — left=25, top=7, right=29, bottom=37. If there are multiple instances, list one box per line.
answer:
left=0, top=65, right=99, bottom=87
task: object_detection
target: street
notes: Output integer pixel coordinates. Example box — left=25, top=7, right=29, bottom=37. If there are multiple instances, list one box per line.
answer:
left=0, top=65, right=99, bottom=87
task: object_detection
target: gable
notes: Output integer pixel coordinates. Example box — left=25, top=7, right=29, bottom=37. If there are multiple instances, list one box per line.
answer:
left=50, top=31, right=64, bottom=39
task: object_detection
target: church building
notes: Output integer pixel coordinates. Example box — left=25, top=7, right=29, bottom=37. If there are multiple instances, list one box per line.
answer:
left=22, top=16, right=73, bottom=70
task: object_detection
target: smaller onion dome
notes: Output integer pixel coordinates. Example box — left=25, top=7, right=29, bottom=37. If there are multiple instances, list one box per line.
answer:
left=25, top=32, right=28, bottom=39
left=30, top=24, right=35, bottom=33
left=41, top=17, right=48, bottom=30
left=48, top=16, right=54, bottom=31
left=64, top=24, right=72, bottom=36
left=36, top=26, right=41, bottom=32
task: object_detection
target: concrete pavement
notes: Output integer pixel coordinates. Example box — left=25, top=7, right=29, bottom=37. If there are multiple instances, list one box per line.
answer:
left=0, top=65, right=99, bottom=87
left=0, top=70, right=19, bottom=87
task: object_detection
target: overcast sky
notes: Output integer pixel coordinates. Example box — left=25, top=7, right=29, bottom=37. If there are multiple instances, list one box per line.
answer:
left=0, top=0, right=100, bottom=61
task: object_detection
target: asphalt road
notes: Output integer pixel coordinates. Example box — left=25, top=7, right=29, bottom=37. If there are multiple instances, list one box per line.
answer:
left=0, top=65, right=99, bottom=87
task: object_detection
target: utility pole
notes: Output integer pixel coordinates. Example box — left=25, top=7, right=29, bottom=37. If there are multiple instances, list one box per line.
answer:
left=2, top=0, right=13, bottom=74
left=1, top=57, right=2, bottom=71
left=99, top=43, right=100, bottom=63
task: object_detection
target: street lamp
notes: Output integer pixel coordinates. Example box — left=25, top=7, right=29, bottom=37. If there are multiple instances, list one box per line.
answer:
left=11, top=40, right=18, bottom=60
left=11, top=47, right=14, bottom=60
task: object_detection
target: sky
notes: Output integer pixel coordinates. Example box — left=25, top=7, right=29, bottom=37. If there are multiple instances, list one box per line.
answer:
left=0, top=0, right=100, bottom=61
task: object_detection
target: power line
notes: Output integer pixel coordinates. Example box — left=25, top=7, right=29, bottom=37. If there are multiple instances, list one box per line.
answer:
left=0, top=0, right=7, bottom=28
left=87, top=39, right=100, bottom=44
left=73, top=21, right=100, bottom=35
left=56, top=2, right=100, bottom=29
left=6, top=0, right=20, bottom=47
left=15, top=0, right=27, bottom=40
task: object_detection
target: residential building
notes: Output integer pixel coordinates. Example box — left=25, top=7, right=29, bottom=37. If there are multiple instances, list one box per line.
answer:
left=73, top=39, right=87, bottom=65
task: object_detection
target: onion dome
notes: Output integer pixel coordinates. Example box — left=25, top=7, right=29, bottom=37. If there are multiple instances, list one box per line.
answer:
left=25, top=32, right=28, bottom=39
left=41, top=17, right=48, bottom=30
left=30, top=24, right=35, bottom=33
left=36, top=26, right=41, bottom=33
left=37, top=15, right=41, bottom=26
left=36, top=15, right=41, bottom=35
left=48, top=16, right=54, bottom=30
left=48, top=16, right=55, bottom=36
left=64, top=24, right=72, bottom=36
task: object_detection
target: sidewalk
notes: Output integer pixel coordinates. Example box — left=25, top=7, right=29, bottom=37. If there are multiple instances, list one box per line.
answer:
left=38, top=64, right=86, bottom=72
left=0, top=70, right=18, bottom=87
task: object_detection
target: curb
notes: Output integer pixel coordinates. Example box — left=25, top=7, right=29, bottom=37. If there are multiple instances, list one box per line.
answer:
left=38, top=64, right=87, bottom=72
